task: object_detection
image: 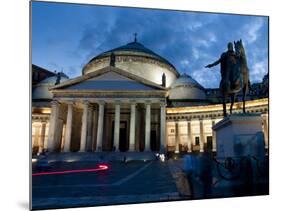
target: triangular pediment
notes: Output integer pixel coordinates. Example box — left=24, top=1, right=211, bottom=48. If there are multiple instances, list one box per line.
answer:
left=88, top=71, right=133, bottom=81
left=50, top=66, right=165, bottom=92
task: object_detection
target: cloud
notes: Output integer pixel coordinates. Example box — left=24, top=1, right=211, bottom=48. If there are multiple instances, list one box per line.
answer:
left=192, top=47, right=199, bottom=60
left=48, top=62, right=60, bottom=70
left=191, top=68, right=221, bottom=88
left=208, top=32, right=217, bottom=43
left=186, top=21, right=203, bottom=31
left=243, top=18, right=264, bottom=44
left=32, top=3, right=268, bottom=87
left=250, top=60, right=268, bottom=83
left=180, top=59, right=190, bottom=66
left=65, top=65, right=81, bottom=77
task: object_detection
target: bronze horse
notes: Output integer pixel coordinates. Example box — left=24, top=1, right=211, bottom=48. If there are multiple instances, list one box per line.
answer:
left=227, top=39, right=250, bottom=115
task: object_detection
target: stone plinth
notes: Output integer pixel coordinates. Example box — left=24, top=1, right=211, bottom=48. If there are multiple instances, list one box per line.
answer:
left=213, top=114, right=265, bottom=158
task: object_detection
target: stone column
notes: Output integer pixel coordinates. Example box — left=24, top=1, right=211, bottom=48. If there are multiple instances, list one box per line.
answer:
left=159, top=103, right=166, bottom=152
left=187, top=121, right=192, bottom=152
left=145, top=103, right=151, bottom=151
left=113, top=103, right=120, bottom=152
left=175, top=121, right=180, bottom=153
left=262, top=114, right=269, bottom=150
left=166, top=122, right=169, bottom=151
left=47, top=101, right=59, bottom=152
left=38, top=122, right=47, bottom=153
left=63, top=103, right=73, bottom=152
left=96, top=102, right=105, bottom=151
left=199, top=120, right=204, bottom=152
left=86, top=104, right=93, bottom=151
left=211, top=119, right=217, bottom=152
left=34, top=125, right=40, bottom=152
left=43, top=123, right=49, bottom=150
left=91, top=106, right=98, bottom=151
left=129, top=103, right=136, bottom=151
left=135, top=105, right=140, bottom=152
left=79, top=101, right=89, bottom=152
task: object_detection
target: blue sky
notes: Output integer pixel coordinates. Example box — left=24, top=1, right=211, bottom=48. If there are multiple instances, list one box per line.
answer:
left=32, top=1, right=268, bottom=88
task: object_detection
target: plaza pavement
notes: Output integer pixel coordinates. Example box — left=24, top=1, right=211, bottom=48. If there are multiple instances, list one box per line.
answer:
left=32, top=160, right=185, bottom=209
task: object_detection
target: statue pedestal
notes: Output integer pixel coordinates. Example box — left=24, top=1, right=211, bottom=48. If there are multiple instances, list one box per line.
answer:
left=213, top=114, right=265, bottom=158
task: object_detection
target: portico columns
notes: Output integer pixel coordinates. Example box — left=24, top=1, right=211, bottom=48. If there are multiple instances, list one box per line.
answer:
left=47, top=101, right=60, bottom=152
left=96, top=102, right=105, bottom=151
left=145, top=103, right=151, bottom=151
left=187, top=121, right=192, bottom=152
left=86, top=104, right=94, bottom=151
left=64, top=103, right=73, bottom=152
left=38, top=122, right=46, bottom=153
left=199, top=120, right=204, bottom=152
left=160, top=103, right=166, bottom=152
left=262, top=114, right=269, bottom=150
left=113, top=103, right=120, bottom=152
left=43, top=123, right=49, bottom=150
left=91, top=107, right=98, bottom=151
left=129, top=103, right=136, bottom=151
left=211, top=119, right=217, bottom=152
left=34, top=125, right=40, bottom=152
left=175, top=121, right=180, bottom=153
left=79, top=101, right=89, bottom=152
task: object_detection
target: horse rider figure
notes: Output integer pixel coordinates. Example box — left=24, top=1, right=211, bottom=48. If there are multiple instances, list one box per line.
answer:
left=205, top=42, right=239, bottom=117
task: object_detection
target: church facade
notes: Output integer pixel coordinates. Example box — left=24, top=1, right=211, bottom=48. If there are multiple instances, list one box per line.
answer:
left=32, top=40, right=269, bottom=155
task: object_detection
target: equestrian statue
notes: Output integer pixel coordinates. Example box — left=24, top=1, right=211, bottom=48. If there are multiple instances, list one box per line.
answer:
left=205, top=40, right=250, bottom=117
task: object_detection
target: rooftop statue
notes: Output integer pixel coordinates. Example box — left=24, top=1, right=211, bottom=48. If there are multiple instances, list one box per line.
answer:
left=205, top=40, right=250, bottom=117
left=162, top=73, right=166, bottom=87
left=110, top=52, right=116, bottom=67
left=55, top=72, right=61, bottom=85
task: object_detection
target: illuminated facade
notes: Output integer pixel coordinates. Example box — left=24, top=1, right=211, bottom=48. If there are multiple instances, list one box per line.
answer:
left=32, top=40, right=269, bottom=155
left=166, top=98, right=268, bottom=153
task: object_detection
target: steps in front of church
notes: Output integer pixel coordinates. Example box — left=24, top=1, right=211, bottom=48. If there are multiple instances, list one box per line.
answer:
left=38, top=152, right=158, bottom=162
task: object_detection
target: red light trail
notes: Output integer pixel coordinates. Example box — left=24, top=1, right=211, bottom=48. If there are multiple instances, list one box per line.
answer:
left=32, top=164, right=109, bottom=176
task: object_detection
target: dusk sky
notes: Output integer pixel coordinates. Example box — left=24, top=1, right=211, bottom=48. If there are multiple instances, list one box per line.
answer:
left=32, top=1, right=268, bottom=88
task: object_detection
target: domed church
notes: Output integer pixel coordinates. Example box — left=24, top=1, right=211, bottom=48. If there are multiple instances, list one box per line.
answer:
left=32, top=38, right=268, bottom=155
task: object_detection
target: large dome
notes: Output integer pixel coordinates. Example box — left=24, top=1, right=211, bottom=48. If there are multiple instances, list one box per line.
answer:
left=169, top=73, right=206, bottom=100
left=82, top=41, right=179, bottom=87
left=32, top=74, right=69, bottom=100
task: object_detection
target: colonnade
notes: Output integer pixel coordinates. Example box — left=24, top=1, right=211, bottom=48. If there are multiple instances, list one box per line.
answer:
left=170, top=119, right=217, bottom=153
left=47, top=100, right=166, bottom=153
left=169, top=115, right=269, bottom=154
